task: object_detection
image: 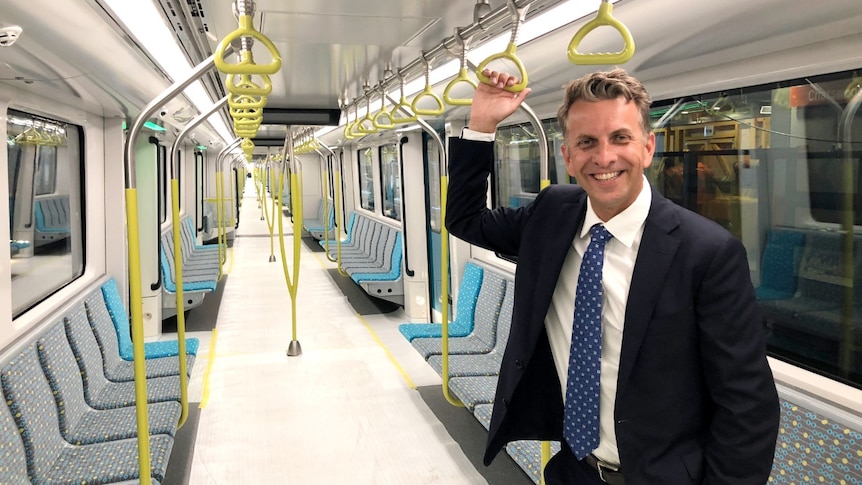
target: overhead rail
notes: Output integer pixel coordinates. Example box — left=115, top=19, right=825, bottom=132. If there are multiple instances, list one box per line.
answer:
left=475, top=0, right=531, bottom=92
left=567, top=0, right=635, bottom=65
left=343, top=0, right=560, bottom=113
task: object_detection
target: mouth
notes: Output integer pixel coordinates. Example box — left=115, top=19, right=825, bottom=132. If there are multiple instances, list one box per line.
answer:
left=592, top=171, right=623, bottom=181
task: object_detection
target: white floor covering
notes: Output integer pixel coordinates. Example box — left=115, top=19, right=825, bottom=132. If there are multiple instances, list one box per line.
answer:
left=185, top=187, right=487, bottom=484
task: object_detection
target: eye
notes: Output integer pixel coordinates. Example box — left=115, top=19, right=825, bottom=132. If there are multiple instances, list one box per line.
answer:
left=613, top=133, right=633, bottom=143
left=577, top=138, right=595, bottom=148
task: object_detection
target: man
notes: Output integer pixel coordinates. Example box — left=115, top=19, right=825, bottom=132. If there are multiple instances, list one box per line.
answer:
left=445, top=68, right=779, bottom=484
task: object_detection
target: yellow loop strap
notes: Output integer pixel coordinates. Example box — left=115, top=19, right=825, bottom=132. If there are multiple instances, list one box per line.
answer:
left=567, top=0, right=635, bottom=65
left=411, top=85, right=445, bottom=116
left=372, top=109, right=395, bottom=129
left=229, top=93, right=267, bottom=110
left=226, top=72, right=273, bottom=97
left=475, top=42, right=529, bottom=93
left=343, top=121, right=356, bottom=140
left=214, top=15, right=282, bottom=75
left=444, top=67, right=478, bottom=106
left=391, top=96, right=418, bottom=123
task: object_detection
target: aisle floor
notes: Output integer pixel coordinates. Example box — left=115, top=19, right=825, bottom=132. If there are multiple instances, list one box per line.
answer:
left=183, top=187, right=487, bottom=484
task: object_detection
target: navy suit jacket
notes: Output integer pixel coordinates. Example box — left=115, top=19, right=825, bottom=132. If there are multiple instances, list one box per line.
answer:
left=445, top=137, right=779, bottom=484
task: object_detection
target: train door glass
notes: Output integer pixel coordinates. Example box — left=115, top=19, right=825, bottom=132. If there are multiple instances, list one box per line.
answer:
left=358, top=147, right=375, bottom=211
left=423, top=133, right=447, bottom=319
left=648, top=69, right=862, bottom=388
left=7, top=109, right=84, bottom=317
left=379, top=144, right=401, bottom=221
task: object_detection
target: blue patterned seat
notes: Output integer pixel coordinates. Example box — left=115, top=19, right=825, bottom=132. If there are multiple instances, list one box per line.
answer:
left=64, top=304, right=183, bottom=410
left=36, top=325, right=182, bottom=445
left=85, top=291, right=194, bottom=380
left=448, top=376, right=498, bottom=411
left=1, top=345, right=174, bottom=484
left=320, top=211, right=356, bottom=250
left=412, top=269, right=508, bottom=358
left=427, top=279, right=515, bottom=377
left=399, top=262, right=484, bottom=342
left=101, top=278, right=199, bottom=359
left=0, top=392, right=29, bottom=484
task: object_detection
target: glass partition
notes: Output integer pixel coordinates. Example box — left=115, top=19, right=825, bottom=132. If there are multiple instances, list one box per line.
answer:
left=379, top=143, right=401, bottom=221
left=358, top=147, right=375, bottom=212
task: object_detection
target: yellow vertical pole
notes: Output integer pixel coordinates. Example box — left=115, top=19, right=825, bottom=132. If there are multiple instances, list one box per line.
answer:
left=169, top=180, right=190, bottom=428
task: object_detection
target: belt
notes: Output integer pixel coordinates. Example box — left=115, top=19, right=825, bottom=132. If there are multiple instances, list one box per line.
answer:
left=584, top=454, right=625, bottom=485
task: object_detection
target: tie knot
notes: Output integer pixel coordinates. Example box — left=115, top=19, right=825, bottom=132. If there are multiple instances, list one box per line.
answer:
left=589, top=224, right=612, bottom=245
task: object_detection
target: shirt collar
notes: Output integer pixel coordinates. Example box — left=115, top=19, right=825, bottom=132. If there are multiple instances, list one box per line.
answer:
left=580, top=175, right=652, bottom=248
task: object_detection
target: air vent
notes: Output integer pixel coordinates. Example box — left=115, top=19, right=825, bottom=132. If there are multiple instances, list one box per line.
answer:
left=0, top=26, right=23, bottom=47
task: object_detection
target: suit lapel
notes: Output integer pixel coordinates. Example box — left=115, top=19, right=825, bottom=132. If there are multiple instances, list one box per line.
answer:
left=616, top=192, right=681, bottom=394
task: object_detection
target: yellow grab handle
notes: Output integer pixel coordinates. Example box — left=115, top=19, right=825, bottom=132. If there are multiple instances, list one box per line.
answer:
left=567, top=0, right=635, bottom=65
left=241, top=138, right=255, bottom=158
left=373, top=109, right=395, bottom=129
left=230, top=107, right=264, bottom=120
left=214, top=15, right=282, bottom=75
left=443, top=67, right=478, bottom=106
left=343, top=121, right=356, bottom=140
left=229, top=93, right=267, bottom=110
left=390, top=96, right=418, bottom=123
left=411, top=85, right=445, bottom=116
left=475, top=42, right=529, bottom=92
left=226, top=72, right=273, bottom=97
left=356, top=114, right=378, bottom=135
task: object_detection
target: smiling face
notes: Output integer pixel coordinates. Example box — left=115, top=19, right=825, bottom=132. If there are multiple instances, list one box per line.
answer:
left=561, top=97, right=656, bottom=221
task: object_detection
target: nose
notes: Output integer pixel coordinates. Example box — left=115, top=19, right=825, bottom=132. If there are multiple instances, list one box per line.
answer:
left=592, top=139, right=617, bottom=167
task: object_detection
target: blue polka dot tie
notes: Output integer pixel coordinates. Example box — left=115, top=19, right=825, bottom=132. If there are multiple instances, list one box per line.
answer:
left=564, top=223, right=612, bottom=459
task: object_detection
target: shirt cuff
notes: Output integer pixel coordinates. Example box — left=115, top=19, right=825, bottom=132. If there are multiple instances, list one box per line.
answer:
left=461, top=128, right=496, bottom=142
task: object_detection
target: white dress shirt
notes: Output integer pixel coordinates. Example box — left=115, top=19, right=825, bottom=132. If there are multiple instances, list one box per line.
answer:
left=544, top=179, right=651, bottom=467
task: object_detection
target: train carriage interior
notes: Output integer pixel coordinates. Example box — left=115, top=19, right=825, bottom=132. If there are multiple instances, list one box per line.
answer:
left=2, top=0, right=862, bottom=483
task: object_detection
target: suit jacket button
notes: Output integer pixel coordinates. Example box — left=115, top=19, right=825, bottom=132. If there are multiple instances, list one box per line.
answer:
left=514, top=359, right=524, bottom=370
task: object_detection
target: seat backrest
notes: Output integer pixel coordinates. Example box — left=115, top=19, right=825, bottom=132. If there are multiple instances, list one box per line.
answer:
left=469, top=269, right=508, bottom=347
left=492, top=278, right=516, bottom=352
left=100, top=278, right=134, bottom=361
left=1, top=345, right=65, bottom=482
left=760, top=228, right=805, bottom=295
left=63, top=302, right=109, bottom=402
left=37, top=323, right=90, bottom=442
left=0, top=391, right=29, bottom=484
left=84, top=291, right=125, bottom=377
left=452, top=262, right=484, bottom=331
left=797, top=231, right=862, bottom=303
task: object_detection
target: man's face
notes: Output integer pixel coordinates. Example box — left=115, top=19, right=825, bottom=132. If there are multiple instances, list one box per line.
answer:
left=561, top=98, right=655, bottom=221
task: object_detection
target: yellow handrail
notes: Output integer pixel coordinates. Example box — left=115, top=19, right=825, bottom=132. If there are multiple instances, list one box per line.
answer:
left=274, top=153, right=303, bottom=356
left=390, top=71, right=419, bottom=123
left=444, top=28, right=477, bottom=106
left=411, top=52, right=445, bottom=116
left=372, top=87, right=395, bottom=130
left=567, top=0, right=635, bottom=65
left=475, top=0, right=530, bottom=93
left=214, top=14, right=282, bottom=75
left=440, top=174, right=464, bottom=407
left=168, top=179, right=191, bottom=428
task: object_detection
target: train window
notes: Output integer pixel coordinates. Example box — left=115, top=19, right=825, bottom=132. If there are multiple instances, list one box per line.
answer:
left=7, top=109, right=84, bottom=318
left=648, top=69, right=862, bottom=388
left=424, top=134, right=442, bottom=232
left=379, top=144, right=401, bottom=221
left=358, top=147, right=375, bottom=211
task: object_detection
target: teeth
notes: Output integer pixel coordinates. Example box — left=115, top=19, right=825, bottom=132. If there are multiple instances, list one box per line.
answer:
left=594, top=172, right=620, bottom=181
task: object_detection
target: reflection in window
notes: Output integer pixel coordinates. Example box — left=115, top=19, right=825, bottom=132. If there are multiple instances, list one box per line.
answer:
left=7, top=109, right=84, bottom=317
left=492, top=120, right=571, bottom=210
left=646, top=69, right=862, bottom=389
left=379, top=144, right=401, bottom=221
left=358, top=148, right=375, bottom=211
left=425, top=135, right=442, bottom=232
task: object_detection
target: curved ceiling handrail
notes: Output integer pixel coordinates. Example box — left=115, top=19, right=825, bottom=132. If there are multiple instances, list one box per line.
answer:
left=567, top=0, right=635, bottom=65
left=475, top=0, right=530, bottom=93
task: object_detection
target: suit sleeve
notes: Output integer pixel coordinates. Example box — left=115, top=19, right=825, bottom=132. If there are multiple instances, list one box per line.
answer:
left=445, top=137, right=529, bottom=255
left=697, top=235, right=780, bottom=484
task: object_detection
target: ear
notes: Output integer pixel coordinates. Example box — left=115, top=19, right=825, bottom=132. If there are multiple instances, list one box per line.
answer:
left=643, top=132, right=656, bottom=169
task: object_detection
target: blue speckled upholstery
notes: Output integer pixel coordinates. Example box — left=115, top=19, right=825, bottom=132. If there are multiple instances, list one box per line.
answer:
left=448, top=376, right=498, bottom=411
left=85, top=292, right=195, bottom=380
left=101, top=278, right=199, bottom=359
left=0, top=392, right=28, bottom=484
left=64, top=304, right=183, bottom=410
left=412, top=269, right=507, bottom=358
left=320, top=212, right=356, bottom=249
left=427, top=279, right=515, bottom=376
left=399, top=262, right=484, bottom=342
left=1, top=345, right=174, bottom=484
left=350, top=233, right=402, bottom=282
left=37, top=324, right=182, bottom=444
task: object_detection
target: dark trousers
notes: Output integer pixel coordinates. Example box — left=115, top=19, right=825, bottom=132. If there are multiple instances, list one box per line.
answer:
left=543, top=445, right=607, bottom=485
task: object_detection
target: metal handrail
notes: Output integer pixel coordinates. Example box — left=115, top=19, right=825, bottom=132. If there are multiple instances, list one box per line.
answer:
left=167, top=95, right=228, bottom=429
left=215, top=138, right=243, bottom=279
left=123, top=46, right=232, bottom=485
left=276, top=128, right=304, bottom=356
